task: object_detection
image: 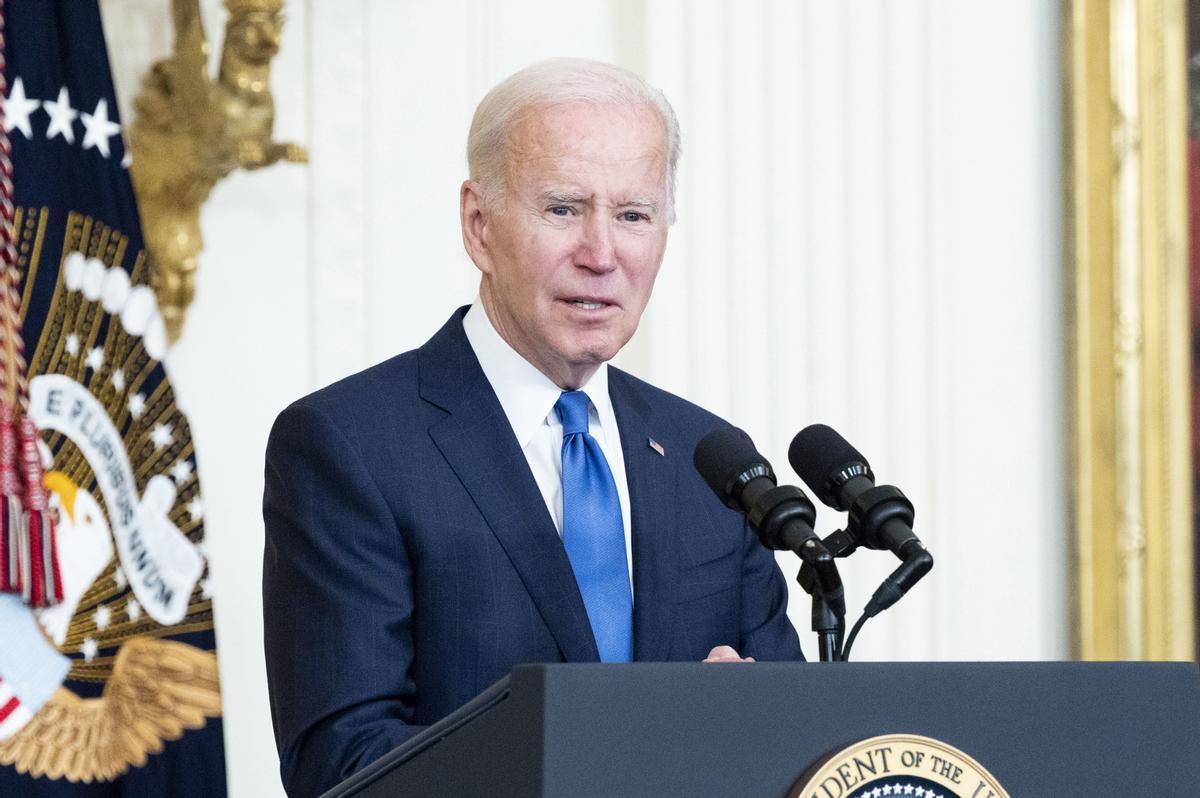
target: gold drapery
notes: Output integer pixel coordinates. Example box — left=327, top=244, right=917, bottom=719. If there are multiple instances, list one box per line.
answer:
left=1065, top=0, right=1193, bottom=660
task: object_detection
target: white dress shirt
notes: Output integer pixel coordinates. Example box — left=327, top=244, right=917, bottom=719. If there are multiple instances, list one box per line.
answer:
left=461, top=299, right=634, bottom=590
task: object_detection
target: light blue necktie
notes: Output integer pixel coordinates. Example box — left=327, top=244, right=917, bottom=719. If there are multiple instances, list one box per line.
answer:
left=555, top=390, right=633, bottom=662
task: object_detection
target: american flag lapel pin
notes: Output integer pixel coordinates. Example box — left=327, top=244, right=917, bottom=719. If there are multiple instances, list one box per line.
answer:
left=647, top=437, right=665, bottom=457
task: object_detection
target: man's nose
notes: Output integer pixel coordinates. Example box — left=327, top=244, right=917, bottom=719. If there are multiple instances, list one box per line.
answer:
left=575, top=214, right=617, bottom=272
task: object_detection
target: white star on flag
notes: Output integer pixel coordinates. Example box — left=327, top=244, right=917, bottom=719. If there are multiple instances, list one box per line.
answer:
left=150, top=422, right=174, bottom=450
left=128, top=392, right=146, bottom=419
left=126, top=597, right=142, bottom=622
left=81, top=98, right=121, bottom=158
left=903, top=787, right=915, bottom=795
left=914, top=789, right=926, bottom=798
left=113, top=566, right=127, bottom=589
left=3, top=77, right=39, bottom=139
left=171, top=458, right=194, bottom=484
left=65, top=333, right=80, bottom=357
left=85, top=346, right=103, bottom=372
left=94, top=605, right=111, bottom=630
left=43, top=86, right=79, bottom=144
left=111, top=368, right=125, bottom=391
left=187, top=496, right=204, bottom=522
left=81, top=637, right=98, bottom=661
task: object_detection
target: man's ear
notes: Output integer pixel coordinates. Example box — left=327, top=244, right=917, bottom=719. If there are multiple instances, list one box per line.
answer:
left=460, top=180, right=493, bottom=274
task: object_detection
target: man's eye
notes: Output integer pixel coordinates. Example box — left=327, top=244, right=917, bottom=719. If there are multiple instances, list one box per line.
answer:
left=549, top=206, right=572, bottom=216
left=621, top=211, right=647, bottom=223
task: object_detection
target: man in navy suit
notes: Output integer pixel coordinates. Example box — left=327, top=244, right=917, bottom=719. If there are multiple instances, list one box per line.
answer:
left=263, top=58, right=802, bottom=797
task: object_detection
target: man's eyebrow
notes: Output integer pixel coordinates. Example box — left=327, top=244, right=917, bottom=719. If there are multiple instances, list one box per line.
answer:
left=534, top=192, right=660, bottom=211
left=537, top=191, right=590, bottom=204
left=616, top=198, right=660, bottom=210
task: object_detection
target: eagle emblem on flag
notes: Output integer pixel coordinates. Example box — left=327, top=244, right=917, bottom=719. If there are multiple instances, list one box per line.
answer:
left=0, top=1, right=226, bottom=792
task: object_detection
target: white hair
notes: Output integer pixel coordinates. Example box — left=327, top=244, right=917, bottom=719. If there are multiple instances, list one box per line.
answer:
left=467, top=58, right=681, bottom=223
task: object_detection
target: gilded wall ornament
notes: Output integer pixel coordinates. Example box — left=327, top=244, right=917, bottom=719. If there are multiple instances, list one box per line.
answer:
left=1065, top=0, right=1193, bottom=661
left=128, top=0, right=307, bottom=344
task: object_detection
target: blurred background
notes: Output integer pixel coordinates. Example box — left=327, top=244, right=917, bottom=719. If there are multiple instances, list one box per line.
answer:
left=33, top=0, right=1184, bottom=794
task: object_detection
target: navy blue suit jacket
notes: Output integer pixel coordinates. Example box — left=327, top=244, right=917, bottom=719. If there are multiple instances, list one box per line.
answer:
left=262, top=309, right=802, bottom=796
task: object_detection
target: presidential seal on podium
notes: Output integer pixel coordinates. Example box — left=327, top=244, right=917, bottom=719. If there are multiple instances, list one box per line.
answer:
left=790, top=734, right=1011, bottom=798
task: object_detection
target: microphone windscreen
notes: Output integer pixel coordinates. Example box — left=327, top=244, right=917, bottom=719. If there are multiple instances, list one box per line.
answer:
left=788, top=423, right=869, bottom=494
left=693, top=426, right=770, bottom=503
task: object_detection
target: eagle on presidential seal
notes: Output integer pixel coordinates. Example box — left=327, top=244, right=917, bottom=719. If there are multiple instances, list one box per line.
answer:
left=0, top=237, right=222, bottom=782
left=0, top=0, right=224, bottom=783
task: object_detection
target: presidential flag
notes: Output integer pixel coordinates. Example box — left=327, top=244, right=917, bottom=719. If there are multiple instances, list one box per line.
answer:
left=0, top=1, right=226, bottom=794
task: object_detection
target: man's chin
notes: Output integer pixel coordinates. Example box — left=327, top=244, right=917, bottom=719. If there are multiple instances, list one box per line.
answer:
left=541, top=346, right=614, bottom=388
left=564, top=338, right=623, bottom=368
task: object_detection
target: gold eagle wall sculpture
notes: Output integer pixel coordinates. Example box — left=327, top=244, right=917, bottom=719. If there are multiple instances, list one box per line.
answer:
left=128, top=0, right=307, bottom=344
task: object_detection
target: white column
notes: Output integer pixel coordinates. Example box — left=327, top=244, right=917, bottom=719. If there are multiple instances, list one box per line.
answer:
left=638, top=0, right=1067, bottom=662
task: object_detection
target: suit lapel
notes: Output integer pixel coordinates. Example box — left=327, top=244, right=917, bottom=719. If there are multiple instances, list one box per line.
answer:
left=610, top=369, right=678, bottom=662
left=419, top=310, right=599, bottom=663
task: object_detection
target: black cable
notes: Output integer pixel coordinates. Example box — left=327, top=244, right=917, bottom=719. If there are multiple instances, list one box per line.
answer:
left=840, top=613, right=870, bottom=662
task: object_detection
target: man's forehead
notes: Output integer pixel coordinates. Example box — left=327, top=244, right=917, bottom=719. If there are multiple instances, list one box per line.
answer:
left=501, top=102, right=667, bottom=202
left=505, top=101, right=667, bottom=160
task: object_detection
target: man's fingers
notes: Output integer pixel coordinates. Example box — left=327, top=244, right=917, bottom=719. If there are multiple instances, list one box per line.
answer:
left=703, top=645, right=754, bottom=663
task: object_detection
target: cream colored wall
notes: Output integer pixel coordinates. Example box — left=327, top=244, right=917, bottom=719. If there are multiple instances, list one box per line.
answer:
left=100, top=1, right=1066, bottom=796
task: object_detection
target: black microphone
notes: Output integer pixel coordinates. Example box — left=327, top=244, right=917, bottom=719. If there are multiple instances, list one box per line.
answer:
left=788, top=424, right=933, bottom=615
left=694, top=426, right=846, bottom=661
left=693, top=426, right=822, bottom=555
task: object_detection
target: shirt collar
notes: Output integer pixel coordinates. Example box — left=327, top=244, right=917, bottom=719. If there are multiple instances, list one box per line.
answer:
left=462, top=298, right=614, bottom=449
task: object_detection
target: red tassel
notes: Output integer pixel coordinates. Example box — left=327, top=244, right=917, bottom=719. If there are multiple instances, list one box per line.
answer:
left=0, top=404, right=18, bottom=596
left=0, top=53, right=59, bottom=608
left=17, top=417, right=58, bottom=606
left=0, top=493, right=12, bottom=593
left=22, top=509, right=61, bottom=607
left=25, top=508, right=41, bottom=605
left=12, top=496, right=24, bottom=597
left=0, top=403, right=17, bottom=495
left=0, top=404, right=62, bottom=606
left=45, top=509, right=62, bottom=603
left=18, top=417, right=45, bottom=510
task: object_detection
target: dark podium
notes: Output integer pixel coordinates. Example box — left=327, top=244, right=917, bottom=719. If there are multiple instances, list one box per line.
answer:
left=323, top=661, right=1200, bottom=797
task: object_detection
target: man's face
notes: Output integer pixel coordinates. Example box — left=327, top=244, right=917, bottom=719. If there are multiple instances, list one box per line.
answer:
left=466, top=101, right=670, bottom=389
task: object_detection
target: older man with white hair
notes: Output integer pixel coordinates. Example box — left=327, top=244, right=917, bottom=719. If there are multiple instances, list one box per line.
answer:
left=263, top=57, right=802, bottom=797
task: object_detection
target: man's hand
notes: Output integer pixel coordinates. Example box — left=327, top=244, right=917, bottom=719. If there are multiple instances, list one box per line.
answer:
left=703, top=645, right=755, bottom=663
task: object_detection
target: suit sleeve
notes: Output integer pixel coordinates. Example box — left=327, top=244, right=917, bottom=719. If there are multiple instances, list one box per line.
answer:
left=737, top=519, right=805, bottom=661
left=263, top=401, right=424, bottom=796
